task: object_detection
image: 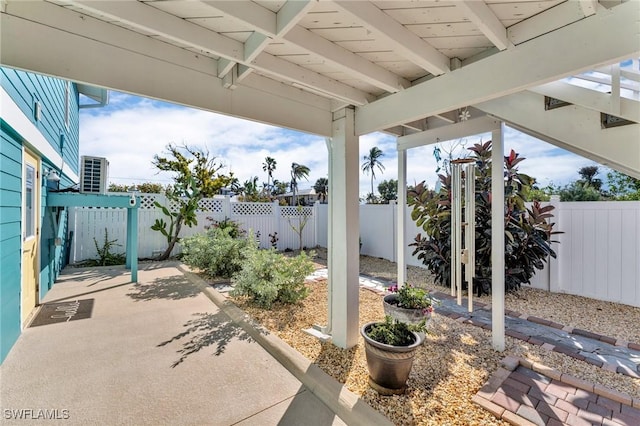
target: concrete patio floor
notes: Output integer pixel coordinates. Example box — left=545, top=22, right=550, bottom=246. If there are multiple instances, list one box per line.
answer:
left=0, top=262, right=380, bottom=425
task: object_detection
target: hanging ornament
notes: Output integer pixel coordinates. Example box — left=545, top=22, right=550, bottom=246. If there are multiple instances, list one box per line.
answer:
left=433, top=142, right=442, bottom=173
left=459, top=106, right=471, bottom=121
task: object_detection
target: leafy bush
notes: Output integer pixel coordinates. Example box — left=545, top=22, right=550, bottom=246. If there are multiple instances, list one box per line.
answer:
left=409, top=141, right=559, bottom=294
left=231, top=246, right=315, bottom=309
left=181, top=227, right=249, bottom=278
left=206, top=216, right=245, bottom=239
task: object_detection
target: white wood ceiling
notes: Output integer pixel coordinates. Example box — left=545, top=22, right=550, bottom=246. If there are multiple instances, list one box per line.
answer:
left=1, top=0, right=638, bottom=138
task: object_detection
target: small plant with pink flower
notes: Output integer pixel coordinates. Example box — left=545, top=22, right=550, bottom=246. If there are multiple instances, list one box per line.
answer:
left=387, top=283, right=435, bottom=315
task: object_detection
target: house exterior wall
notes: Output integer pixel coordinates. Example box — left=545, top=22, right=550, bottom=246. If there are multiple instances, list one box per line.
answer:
left=0, top=124, right=23, bottom=363
left=0, top=67, right=80, bottom=363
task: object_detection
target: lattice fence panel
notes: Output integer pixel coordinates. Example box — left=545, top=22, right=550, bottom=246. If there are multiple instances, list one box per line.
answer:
left=233, top=202, right=274, bottom=216
left=198, top=198, right=223, bottom=213
left=138, top=193, right=163, bottom=210
left=280, top=206, right=313, bottom=217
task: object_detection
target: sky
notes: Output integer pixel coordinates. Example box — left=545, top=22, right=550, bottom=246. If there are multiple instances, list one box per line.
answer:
left=79, top=91, right=601, bottom=198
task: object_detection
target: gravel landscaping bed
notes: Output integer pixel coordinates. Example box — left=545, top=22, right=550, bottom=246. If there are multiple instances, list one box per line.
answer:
left=229, top=250, right=640, bottom=425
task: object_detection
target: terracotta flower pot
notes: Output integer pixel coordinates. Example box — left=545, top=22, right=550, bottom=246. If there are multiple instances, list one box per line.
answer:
left=360, top=321, right=422, bottom=395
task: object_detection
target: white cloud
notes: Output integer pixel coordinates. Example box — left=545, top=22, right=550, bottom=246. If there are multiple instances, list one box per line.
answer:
left=80, top=92, right=598, bottom=197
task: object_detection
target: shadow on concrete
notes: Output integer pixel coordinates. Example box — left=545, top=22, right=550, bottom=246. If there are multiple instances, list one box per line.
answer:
left=127, top=275, right=201, bottom=301
left=274, top=338, right=357, bottom=425
left=45, top=282, right=132, bottom=304
left=58, top=268, right=116, bottom=282
left=274, top=388, right=346, bottom=426
left=158, top=311, right=257, bottom=368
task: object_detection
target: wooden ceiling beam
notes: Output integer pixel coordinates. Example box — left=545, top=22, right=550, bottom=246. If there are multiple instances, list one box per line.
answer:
left=205, top=0, right=409, bottom=93
left=66, top=0, right=370, bottom=105
left=331, top=0, right=450, bottom=76
left=356, top=1, right=640, bottom=134
left=456, top=1, right=510, bottom=51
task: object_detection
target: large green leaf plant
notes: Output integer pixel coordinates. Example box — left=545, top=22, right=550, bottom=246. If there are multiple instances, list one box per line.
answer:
left=409, top=141, right=560, bottom=294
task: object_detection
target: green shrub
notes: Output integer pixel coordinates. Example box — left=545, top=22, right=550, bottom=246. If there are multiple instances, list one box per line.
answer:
left=181, top=227, right=250, bottom=278
left=206, top=216, right=246, bottom=239
left=231, top=246, right=315, bottom=309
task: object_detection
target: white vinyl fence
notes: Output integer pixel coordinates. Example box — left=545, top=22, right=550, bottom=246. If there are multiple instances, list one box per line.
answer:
left=69, top=196, right=640, bottom=307
left=68, top=194, right=316, bottom=261
left=315, top=202, right=425, bottom=267
left=546, top=201, right=640, bottom=307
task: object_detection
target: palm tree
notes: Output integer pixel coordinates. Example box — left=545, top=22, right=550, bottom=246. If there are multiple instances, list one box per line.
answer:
left=272, top=179, right=288, bottom=196
left=290, top=162, right=310, bottom=206
left=262, top=156, right=277, bottom=198
left=578, top=165, right=602, bottom=191
left=362, top=146, right=385, bottom=198
left=313, top=177, right=328, bottom=203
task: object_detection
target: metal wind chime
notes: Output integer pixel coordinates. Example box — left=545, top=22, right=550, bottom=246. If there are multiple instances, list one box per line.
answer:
left=451, top=158, right=476, bottom=312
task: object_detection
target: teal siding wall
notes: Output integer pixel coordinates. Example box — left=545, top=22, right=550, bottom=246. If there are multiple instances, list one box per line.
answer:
left=0, top=67, right=80, bottom=363
left=0, top=124, right=23, bottom=363
left=1, top=68, right=80, bottom=175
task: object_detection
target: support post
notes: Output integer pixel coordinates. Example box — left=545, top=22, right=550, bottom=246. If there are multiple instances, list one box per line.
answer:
left=397, top=147, right=407, bottom=287
left=548, top=195, right=561, bottom=293
left=324, top=137, right=334, bottom=335
left=126, top=209, right=132, bottom=269
left=329, top=108, right=360, bottom=349
left=491, top=124, right=505, bottom=351
left=126, top=204, right=139, bottom=283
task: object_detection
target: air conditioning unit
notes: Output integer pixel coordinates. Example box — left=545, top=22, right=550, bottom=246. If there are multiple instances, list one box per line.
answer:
left=80, top=156, right=109, bottom=194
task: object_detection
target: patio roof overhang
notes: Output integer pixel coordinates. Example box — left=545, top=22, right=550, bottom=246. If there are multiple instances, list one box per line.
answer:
left=2, top=0, right=638, bottom=350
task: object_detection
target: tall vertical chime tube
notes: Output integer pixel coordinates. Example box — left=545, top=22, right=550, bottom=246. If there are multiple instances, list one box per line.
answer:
left=450, top=164, right=458, bottom=297
left=465, top=162, right=476, bottom=312
left=452, top=162, right=463, bottom=305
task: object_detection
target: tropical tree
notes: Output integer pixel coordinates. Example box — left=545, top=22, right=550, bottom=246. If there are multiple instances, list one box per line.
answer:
left=607, top=170, right=640, bottom=200
left=577, top=165, right=603, bottom=191
left=362, top=146, right=385, bottom=198
left=559, top=166, right=607, bottom=201
left=229, top=177, right=242, bottom=194
left=262, top=156, right=277, bottom=198
left=378, top=179, right=398, bottom=203
left=272, top=179, right=289, bottom=196
left=290, top=162, right=310, bottom=206
left=241, top=176, right=260, bottom=201
left=409, top=141, right=559, bottom=295
left=559, top=184, right=602, bottom=201
left=151, top=144, right=233, bottom=260
left=313, top=177, right=328, bottom=203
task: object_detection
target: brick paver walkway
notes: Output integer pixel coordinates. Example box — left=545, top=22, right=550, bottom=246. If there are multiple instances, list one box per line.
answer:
left=473, top=357, right=640, bottom=426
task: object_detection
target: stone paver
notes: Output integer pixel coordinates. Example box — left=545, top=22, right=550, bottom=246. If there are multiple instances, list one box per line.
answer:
left=431, top=293, right=640, bottom=379
left=474, top=358, right=639, bottom=426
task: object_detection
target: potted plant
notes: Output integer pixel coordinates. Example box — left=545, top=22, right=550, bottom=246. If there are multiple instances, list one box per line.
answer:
left=383, top=283, right=435, bottom=341
left=361, top=316, right=423, bottom=395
